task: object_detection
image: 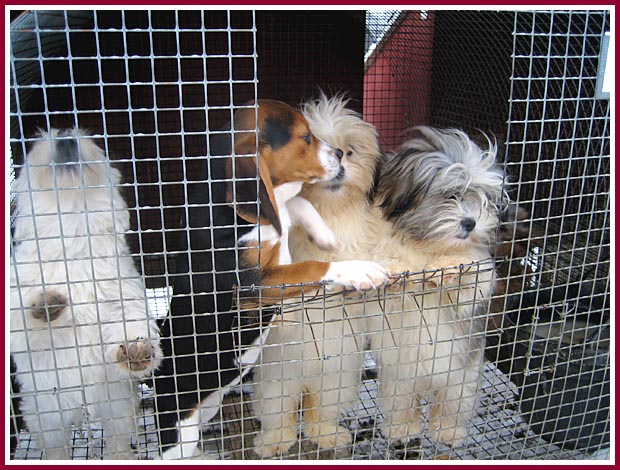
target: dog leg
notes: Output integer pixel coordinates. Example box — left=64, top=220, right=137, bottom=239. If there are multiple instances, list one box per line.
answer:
left=407, top=400, right=425, bottom=439
left=253, top=410, right=299, bottom=458
left=101, top=418, right=136, bottom=459
left=98, top=383, right=139, bottom=459
left=25, top=406, right=71, bottom=459
left=303, top=389, right=352, bottom=451
left=427, top=364, right=478, bottom=447
left=379, top=394, right=420, bottom=444
left=287, top=196, right=337, bottom=251
left=252, top=384, right=300, bottom=458
left=159, top=406, right=204, bottom=460
left=376, top=364, right=420, bottom=444
left=428, top=394, right=470, bottom=447
left=302, top=349, right=360, bottom=452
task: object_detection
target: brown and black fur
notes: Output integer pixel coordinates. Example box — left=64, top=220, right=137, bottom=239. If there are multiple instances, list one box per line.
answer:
left=154, top=100, right=343, bottom=457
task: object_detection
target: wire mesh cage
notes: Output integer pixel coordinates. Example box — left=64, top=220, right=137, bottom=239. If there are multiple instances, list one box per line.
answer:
left=9, top=9, right=612, bottom=461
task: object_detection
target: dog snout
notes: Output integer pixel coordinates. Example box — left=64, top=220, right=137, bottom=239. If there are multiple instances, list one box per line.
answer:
left=461, top=218, right=476, bottom=233
left=317, top=142, right=344, bottom=181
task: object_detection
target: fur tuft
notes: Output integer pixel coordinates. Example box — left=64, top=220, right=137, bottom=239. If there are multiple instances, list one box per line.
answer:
left=12, top=129, right=126, bottom=244
left=18, top=128, right=113, bottom=191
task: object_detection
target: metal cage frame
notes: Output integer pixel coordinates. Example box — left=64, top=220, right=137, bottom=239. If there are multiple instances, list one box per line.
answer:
left=8, top=8, right=612, bottom=461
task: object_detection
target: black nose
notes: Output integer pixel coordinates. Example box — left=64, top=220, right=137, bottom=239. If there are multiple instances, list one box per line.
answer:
left=334, top=148, right=343, bottom=160
left=461, top=218, right=476, bottom=233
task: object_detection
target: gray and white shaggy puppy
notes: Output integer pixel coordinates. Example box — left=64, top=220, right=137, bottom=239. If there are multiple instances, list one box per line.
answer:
left=252, top=93, right=507, bottom=456
left=367, top=126, right=506, bottom=446
left=10, top=129, right=161, bottom=459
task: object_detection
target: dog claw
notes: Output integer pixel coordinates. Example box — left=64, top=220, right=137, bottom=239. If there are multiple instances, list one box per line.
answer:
left=325, top=260, right=390, bottom=291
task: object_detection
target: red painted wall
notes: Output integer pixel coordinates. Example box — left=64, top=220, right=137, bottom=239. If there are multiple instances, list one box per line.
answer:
left=363, top=11, right=435, bottom=151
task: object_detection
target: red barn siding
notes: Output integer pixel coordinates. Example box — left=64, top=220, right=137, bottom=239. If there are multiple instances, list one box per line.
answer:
left=364, top=11, right=435, bottom=151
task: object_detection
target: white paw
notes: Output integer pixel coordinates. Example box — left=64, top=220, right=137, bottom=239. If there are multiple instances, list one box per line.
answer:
left=117, top=337, right=160, bottom=376
left=429, top=418, right=469, bottom=447
left=324, top=260, right=389, bottom=291
left=253, top=429, right=297, bottom=458
left=305, top=423, right=352, bottom=450
left=309, top=226, right=338, bottom=252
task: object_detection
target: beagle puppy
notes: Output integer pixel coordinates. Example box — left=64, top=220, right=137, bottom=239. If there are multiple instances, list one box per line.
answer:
left=154, top=100, right=388, bottom=459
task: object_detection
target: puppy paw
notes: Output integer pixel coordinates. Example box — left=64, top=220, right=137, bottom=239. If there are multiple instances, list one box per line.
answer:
left=381, top=420, right=422, bottom=446
left=424, top=257, right=472, bottom=288
left=308, top=227, right=338, bottom=252
left=305, top=423, right=352, bottom=451
left=253, top=429, right=297, bottom=458
left=30, top=291, right=67, bottom=322
left=325, top=260, right=389, bottom=291
left=429, top=418, right=468, bottom=447
left=117, top=337, right=159, bottom=376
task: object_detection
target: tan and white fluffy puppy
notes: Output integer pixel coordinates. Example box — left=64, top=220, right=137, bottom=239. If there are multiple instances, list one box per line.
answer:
left=253, top=93, right=506, bottom=456
left=252, top=94, right=385, bottom=457
left=10, top=129, right=161, bottom=459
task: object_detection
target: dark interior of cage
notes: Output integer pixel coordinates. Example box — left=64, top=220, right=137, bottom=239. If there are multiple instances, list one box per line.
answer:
left=482, top=14, right=611, bottom=451
left=10, top=10, right=610, bottom=456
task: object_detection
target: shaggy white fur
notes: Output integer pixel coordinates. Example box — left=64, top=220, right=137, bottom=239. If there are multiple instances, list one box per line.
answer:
left=10, top=129, right=161, bottom=459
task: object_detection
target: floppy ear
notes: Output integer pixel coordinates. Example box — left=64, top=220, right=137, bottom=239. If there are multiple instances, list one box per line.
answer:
left=225, top=132, right=282, bottom=235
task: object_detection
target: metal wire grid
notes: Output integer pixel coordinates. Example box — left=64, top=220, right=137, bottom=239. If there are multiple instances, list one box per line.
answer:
left=9, top=9, right=612, bottom=461
left=490, top=10, right=611, bottom=455
left=10, top=10, right=258, bottom=285
left=365, top=9, right=610, bottom=458
left=364, top=10, right=435, bottom=151
left=363, top=10, right=516, bottom=151
left=9, top=9, right=258, bottom=460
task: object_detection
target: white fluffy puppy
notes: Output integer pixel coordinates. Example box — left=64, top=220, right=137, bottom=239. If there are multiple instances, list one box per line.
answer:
left=10, top=129, right=162, bottom=459
left=252, top=94, right=385, bottom=457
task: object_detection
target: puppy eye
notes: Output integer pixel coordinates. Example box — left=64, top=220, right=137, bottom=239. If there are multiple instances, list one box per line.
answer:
left=346, top=150, right=353, bottom=157
left=302, top=133, right=312, bottom=145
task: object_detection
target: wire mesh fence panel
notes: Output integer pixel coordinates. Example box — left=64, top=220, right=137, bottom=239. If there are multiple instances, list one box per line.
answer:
left=9, top=9, right=611, bottom=461
left=487, top=10, right=611, bottom=457
left=10, top=9, right=259, bottom=460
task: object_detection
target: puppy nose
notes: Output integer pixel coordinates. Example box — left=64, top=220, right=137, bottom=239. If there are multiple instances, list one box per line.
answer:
left=334, top=148, right=343, bottom=160
left=461, top=218, right=476, bottom=233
